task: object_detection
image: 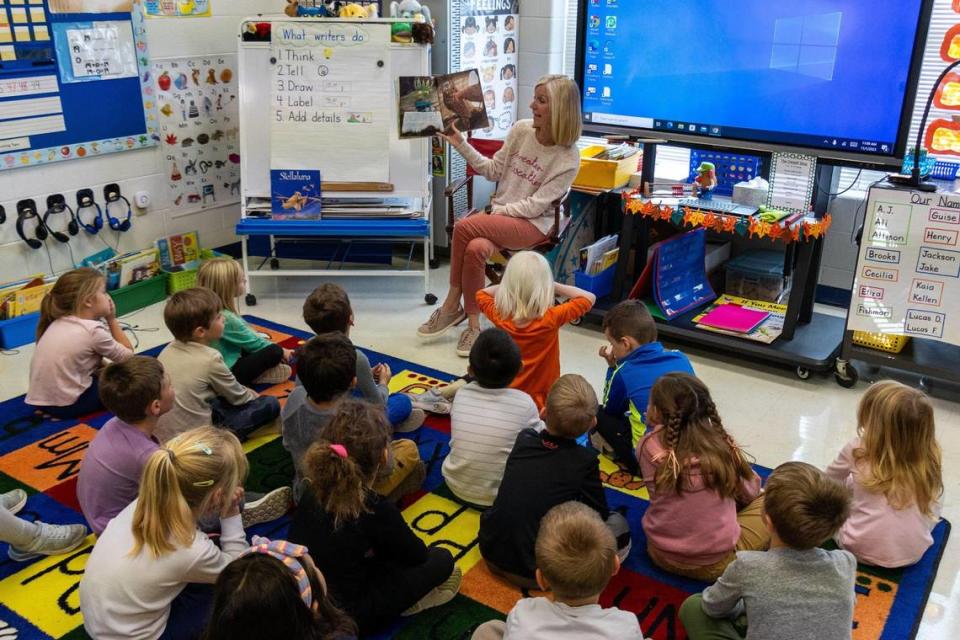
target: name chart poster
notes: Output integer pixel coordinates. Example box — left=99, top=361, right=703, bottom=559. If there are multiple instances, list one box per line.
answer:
left=459, top=0, right=518, bottom=140
left=848, top=186, right=960, bottom=346
left=154, top=54, right=239, bottom=214
left=270, top=22, right=390, bottom=183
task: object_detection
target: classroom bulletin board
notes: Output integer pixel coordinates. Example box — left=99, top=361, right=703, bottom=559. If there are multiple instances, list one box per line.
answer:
left=0, top=0, right=155, bottom=171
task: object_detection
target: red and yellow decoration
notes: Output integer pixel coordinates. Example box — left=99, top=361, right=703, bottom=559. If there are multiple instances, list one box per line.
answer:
left=924, top=118, right=960, bottom=156
left=622, top=189, right=832, bottom=243
left=942, top=24, right=960, bottom=62
left=934, top=73, right=960, bottom=109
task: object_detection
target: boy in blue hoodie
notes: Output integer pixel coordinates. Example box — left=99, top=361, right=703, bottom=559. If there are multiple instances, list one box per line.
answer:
left=591, top=300, right=694, bottom=474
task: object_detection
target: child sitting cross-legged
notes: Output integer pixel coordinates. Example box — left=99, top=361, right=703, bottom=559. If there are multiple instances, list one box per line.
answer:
left=156, top=287, right=280, bottom=443
left=638, top=373, right=768, bottom=581
left=302, top=283, right=425, bottom=431
left=80, top=427, right=251, bottom=640
left=282, top=333, right=425, bottom=504
left=76, top=356, right=172, bottom=536
left=288, top=400, right=460, bottom=635
left=592, top=300, right=694, bottom=474
left=27, top=267, right=133, bottom=418
left=679, top=461, right=855, bottom=640
left=825, top=380, right=943, bottom=568
left=197, top=257, right=293, bottom=386
left=472, top=501, right=645, bottom=640
left=479, top=374, right=632, bottom=589
left=203, top=537, right=357, bottom=640
left=442, top=328, right=543, bottom=507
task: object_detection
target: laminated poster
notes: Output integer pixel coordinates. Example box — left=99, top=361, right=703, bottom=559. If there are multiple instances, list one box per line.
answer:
left=459, top=0, right=518, bottom=141
left=154, top=54, right=239, bottom=214
left=143, top=0, right=211, bottom=17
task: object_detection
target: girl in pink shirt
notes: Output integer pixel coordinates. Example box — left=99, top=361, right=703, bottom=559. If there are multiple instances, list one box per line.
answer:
left=26, top=268, right=133, bottom=418
left=636, top=373, right=768, bottom=581
left=825, top=380, right=943, bottom=568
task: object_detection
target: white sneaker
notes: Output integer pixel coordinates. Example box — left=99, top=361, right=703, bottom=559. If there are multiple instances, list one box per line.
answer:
left=395, top=408, right=427, bottom=434
left=242, top=486, right=291, bottom=528
left=8, top=522, right=88, bottom=562
left=253, top=363, right=292, bottom=385
left=401, top=566, right=462, bottom=616
left=0, top=489, right=27, bottom=515
left=409, top=390, right=452, bottom=415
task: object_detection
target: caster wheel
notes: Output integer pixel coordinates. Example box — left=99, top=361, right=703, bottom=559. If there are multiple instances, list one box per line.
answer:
left=569, top=316, right=583, bottom=326
left=835, top=366, right=858, bottom=388
left=270, top=258, right=280, bottom=270
left=245, top=293, right=257, bottom=306
left=424, top=293, right=438, bottom=305
left=429, top=257, right=440, bottom=269
left=795, top=366, right=811, bottom=380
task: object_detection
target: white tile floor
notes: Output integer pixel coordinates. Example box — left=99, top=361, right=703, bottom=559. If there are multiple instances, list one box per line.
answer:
left=0, top=265, right=957, bottom=638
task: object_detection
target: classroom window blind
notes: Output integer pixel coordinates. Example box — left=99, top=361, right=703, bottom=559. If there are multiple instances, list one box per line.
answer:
left=563, top=0, right=960, bottom=196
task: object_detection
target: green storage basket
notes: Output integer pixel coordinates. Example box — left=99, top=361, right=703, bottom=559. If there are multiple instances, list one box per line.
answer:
left=109, top=274, right=168, bottom=317
left=165, top=249, right=222, bottom=294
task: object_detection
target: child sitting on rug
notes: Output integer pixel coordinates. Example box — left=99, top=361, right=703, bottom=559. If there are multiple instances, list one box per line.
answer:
left=825, top=380, right=943, bottom=568
left=302, top=282, right=425, bottom=431
left=204, top=538, right=357, bottom=640
left=282, top=333, right=424, bottom=504
left=27, top=267, right=133, bottom=418
left=479, top=374, right=631, bottom=589
left=197, top=257, right=293, bottom=386
left=77, top=356, right=171, bottom=535
left=591, top=300, right=694, bottom=475
left=442, top=328, right=542, bottom=507
left=472, top=501, right=644, bottom=640
left=477, top=251, right=596, bottom=411
left=638, top=373, right=767, bottom=582
left=156, top=287, right=280, bottom=443
left=679, top=462, right=855, bottom=640
left=80, top=427, right=250, bottom=640
left=288, top=400, right=460, bottom=635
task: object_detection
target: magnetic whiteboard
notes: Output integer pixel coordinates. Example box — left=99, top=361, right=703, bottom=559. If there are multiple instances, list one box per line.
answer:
left=847, top=184, right=960, bottom=346
left=238, top=18, right=431, bottom=200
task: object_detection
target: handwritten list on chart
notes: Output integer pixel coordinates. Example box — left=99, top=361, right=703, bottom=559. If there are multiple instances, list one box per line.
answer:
left=270, top=22, right=390, bottom=183
left=848, top=186, right=960, bottom=346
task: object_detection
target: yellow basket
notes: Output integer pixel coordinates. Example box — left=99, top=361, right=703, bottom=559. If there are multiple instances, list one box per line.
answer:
left=165, top=249, right=222, bottom=294
left=851, top=330, right=909, bottom=354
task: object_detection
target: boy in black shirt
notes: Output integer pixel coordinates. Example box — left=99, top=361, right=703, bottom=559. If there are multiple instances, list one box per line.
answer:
left=478, top=374, right=632, bottom=588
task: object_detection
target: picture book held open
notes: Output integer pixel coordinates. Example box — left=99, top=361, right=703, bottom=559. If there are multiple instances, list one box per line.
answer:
left=398, top=69, right=490, bottom=138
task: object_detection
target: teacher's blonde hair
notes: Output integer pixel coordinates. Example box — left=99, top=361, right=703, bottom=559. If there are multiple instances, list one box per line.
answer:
left=495, top=251, right=555, bottom=322
left=535, top=75, right=582, bottom=146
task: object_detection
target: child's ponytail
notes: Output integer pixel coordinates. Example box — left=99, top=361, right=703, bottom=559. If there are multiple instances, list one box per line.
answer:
left=36, top=267, right=104, bottom=339
left=303, top=399, right=391, bottom=528
left=132, top=426, right=247, bottom=557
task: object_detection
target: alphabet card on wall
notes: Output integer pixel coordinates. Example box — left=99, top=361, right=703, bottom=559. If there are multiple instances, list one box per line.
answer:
left=153, top=54, right=239, bottom=214
left=847, top=184, right=960, bottom=346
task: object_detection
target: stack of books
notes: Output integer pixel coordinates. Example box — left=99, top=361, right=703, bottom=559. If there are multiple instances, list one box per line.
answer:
left=579, top=234, right=619, bottom=275
left=692, top=294, right=787, bottom=344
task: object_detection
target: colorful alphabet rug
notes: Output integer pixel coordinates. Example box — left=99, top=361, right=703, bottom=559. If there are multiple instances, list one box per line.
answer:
left=0, top=316, right=950, bottom=640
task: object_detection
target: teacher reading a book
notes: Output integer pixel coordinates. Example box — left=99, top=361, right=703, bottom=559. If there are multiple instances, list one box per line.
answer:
left=417, top=75, right=582, bottom=357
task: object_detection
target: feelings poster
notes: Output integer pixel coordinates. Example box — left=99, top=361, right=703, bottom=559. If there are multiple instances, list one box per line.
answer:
left=153, top=54, right=239, bottom=214
left=459, top=0, right=518, bottom=141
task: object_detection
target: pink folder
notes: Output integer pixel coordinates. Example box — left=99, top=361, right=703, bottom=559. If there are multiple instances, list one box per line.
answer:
left=697, top=304, right=770, bottom=334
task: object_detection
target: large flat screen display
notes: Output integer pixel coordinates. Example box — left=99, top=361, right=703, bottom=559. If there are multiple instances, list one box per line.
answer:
left=577, top=0, right=933, bottom=164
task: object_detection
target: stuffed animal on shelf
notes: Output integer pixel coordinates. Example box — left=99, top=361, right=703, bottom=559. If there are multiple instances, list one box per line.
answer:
left=242, top=21, right=272, bottom=41
left=338, top=2, right=378, bottom=17
left=390, top=0, right=430, bottom=22
left=284, top=0, right=338, bottom=17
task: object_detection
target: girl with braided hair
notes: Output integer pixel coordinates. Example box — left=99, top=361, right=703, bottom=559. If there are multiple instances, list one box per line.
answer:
left=637, top=373, right=768, bottom=581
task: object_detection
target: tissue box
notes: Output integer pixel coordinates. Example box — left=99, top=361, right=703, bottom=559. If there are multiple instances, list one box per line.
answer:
left=733, top=178, right=769, bottom=207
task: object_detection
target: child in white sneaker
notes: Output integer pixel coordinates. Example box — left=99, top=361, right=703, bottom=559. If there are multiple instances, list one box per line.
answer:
left=472, top=501, right=644, bottom=639
left=197, top=257, right=293, bottom=386
left=1, top=489, right=88, bottom=562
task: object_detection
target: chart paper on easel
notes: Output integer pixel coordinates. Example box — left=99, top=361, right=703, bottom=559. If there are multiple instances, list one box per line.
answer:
left=270, top=22, right=390, bottom=183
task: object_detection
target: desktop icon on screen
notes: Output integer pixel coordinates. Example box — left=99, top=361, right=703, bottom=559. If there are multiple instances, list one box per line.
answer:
left=667, top=122, right=675, bottom=128
left=603, top=41, right=614, bottom=54
left=590, top=15, right=600, bottom=28
left=588, top=40, right=599, bottom=54
left=586, top=86, right=598, bottom=97
left=602, top=87, right=612, bottom=98
left=587, top=63, right=598, bottom=74
left=606, top=16, right=617, bottom=29
left=590, top=0, right=600, bottom=5
left=603, top=63, right=613, bottom=76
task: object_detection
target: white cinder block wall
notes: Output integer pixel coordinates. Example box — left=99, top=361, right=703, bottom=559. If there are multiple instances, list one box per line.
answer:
left=0, top=1, right=274, bottom=282
left=517, top=0, right=566, bottom=119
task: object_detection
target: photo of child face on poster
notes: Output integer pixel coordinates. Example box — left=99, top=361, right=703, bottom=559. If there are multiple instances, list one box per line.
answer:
left=504, top=15, right=516, bottom=31
left=462, top=16, right=479, bottom=35
left=503, top=86, right=515, bottom=104
left=484, top=89, right=495, bottom=112
left=500, top=64, right=515, bottom=80
left=463, top=41, right=476, bottom=59
left=485, top=16, right=498, bottom=33
left=503, top=37, right=516, bottom=54
left=484, top=39, right=498, bottom=57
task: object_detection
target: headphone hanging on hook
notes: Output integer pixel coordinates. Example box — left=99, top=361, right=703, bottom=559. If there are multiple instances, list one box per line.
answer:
left=76, top=188, right=104, bottom=234
left=104, top=183, right=132, bottom=232
left=42, top=194, right=79, bottom=243
left=16, top=199, right=48, bottom=250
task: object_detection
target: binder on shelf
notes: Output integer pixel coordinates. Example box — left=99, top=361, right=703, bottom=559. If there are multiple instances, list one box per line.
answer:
left=628, top=228, right=716, bottom=319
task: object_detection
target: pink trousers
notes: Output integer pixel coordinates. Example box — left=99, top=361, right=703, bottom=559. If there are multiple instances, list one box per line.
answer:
left=449, top=213, right=547, bottom=315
